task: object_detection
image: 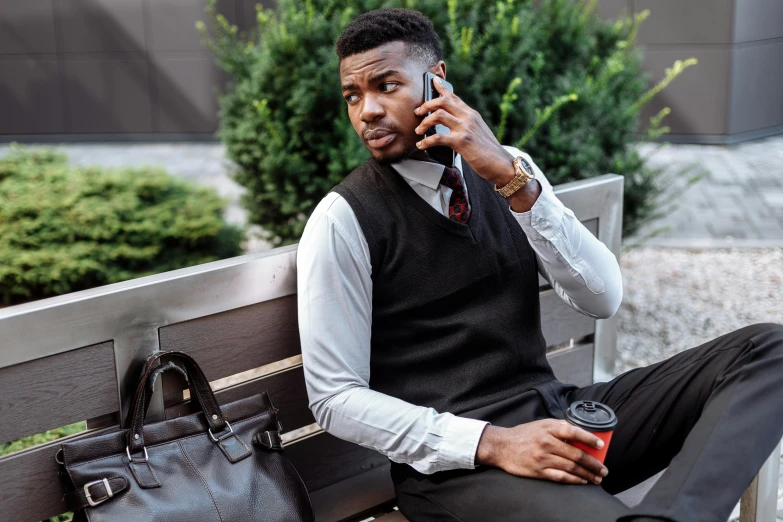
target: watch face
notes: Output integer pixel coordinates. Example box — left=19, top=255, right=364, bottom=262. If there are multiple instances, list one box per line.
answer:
left=517, top=156, right=534, bottom=176
left=517, top=156, right=535, bottom=178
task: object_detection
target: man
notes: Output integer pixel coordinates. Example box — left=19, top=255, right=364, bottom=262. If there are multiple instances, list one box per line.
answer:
left=297, top=7, right=783, bottom=522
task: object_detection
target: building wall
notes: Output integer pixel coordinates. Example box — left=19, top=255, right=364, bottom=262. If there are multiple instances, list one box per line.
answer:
left=0, top=0, right=271, bottom=141
left=1, top=0, right=781, bottom=143
left=598, top=0, right=783, bottom=144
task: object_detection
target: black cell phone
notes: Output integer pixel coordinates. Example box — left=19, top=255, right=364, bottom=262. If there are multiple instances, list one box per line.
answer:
left=422, top=71, right=456, bottom=165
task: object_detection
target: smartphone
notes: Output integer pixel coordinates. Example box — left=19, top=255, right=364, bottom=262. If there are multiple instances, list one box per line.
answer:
left=422, top=72, right=456, bottom=165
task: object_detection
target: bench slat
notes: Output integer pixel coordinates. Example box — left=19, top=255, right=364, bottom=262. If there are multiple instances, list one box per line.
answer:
left=285, top=431, right=391, bottom=493
left=309, top=463, right=396, bottom=522
left=0, top=426, right=118, bottom=522
left=158, top=295, right=300, bottom=382
left=375, top=511, right=409, bottom=521
left=541, top=289, right=595, bottom=348
left=165, top=366, right=316, bottom=433
left=376, top=511, right=408, bottom=522
left=0, top=341, right=117, bottom=445
left=548, top=342, right=595, bottom=387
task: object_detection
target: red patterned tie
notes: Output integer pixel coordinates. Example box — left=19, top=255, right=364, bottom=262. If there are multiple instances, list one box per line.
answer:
left=440, top=165, right=472, bottom=224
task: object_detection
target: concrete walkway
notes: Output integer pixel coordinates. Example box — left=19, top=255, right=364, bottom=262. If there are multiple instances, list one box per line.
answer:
left=632, top=134, right=783, bottom=248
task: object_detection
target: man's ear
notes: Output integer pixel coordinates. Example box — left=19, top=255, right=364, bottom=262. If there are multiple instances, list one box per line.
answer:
left=429, top=60, right=447, bottom=81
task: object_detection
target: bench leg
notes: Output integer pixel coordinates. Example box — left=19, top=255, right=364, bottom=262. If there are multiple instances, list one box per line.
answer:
left=740, top=439, right=781, bottom=522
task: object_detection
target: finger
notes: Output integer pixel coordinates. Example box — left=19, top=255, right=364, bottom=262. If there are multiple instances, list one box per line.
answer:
left=549, top=437, right=606, bottom=476
left=432, top=76, right=452, bottom=96
left=544, top=454, right=602, bottom=484
left=416, top=132, right=451, bottom=150
left=433, top=77, right=469, bottom=109
left=416, top=90, right=459, bottom=116
left=551, top=420, right=604, bottom=449
left=415, top=108, right=460, bottom=135
left=540, top=468, right=589, bottom=485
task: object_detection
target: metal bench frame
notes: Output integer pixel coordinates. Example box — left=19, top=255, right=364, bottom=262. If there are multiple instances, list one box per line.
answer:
left=0, top=173, right=776, bottom=521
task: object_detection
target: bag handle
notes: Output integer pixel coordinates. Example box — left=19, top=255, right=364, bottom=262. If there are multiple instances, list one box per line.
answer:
left=126, top=350, right=226, bottom=454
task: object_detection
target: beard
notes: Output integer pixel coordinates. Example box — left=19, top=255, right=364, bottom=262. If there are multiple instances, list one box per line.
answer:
left=374, top=139, right=419, bottom=166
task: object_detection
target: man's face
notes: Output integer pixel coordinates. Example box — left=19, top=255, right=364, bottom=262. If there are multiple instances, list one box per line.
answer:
left=340, top=40, right=444, bottom=165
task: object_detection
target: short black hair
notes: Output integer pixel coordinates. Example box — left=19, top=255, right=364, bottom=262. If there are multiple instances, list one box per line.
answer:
left=335, top=8, right=442, bottom=67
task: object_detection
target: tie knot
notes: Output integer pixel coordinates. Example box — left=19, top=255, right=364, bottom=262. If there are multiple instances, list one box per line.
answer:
left=440, top=165, right=465, bottom=190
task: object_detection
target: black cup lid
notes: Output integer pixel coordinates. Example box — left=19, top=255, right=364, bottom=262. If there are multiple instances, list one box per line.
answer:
left=565, top=401, right=617, bottom=432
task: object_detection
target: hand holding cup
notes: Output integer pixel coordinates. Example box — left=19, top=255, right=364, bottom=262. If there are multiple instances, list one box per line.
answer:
left=475, top=418, right=609, bottom=485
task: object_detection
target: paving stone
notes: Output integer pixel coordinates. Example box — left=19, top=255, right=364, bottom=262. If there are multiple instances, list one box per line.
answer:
left=762, top=193, right=783, bottom=208
left=750, top=223, right=783, bottom=239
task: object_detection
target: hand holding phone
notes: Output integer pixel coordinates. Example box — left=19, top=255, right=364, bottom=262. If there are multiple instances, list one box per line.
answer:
left=416, top=72, right=513, bottom=185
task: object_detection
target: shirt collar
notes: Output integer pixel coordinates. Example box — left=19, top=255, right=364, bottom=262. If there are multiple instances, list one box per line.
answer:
left=391, top=154, right=462, bottom=191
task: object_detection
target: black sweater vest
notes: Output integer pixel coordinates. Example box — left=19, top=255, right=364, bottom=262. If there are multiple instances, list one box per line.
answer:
left=330, top=157, right=555, bottom=416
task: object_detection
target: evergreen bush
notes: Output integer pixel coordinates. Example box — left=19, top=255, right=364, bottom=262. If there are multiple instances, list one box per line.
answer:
left=0, top=146, right=244, bottom=306
left=200, top=0, right=701, bottom=246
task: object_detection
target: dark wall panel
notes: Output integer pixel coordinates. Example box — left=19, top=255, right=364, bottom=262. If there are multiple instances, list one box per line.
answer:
left=147, top=0, right=238, bottom=52
left=639, top=47, right=732, bottom=136
left=635, top=0, right=735, bottom=45
left=0, top=1, right=57, bottom=54
left=56, top=0, right=146, bottom=54
left=0, top=0, right=780, bottom=140
left=729, top=41, right=783, bottom=134
left=734, top=0, right=783, bottom=43
left=153, top=53, right=226, bottom=132
left=63, top=57, right=154, bottom=132
left=0, top=57, right=65, bottom=134
left=595, top=0, right=631, bottom=21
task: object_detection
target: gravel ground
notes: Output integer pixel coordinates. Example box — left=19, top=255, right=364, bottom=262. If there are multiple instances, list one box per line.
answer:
left=614, top=246, right=783, bottom=521
left=616, top=246, right=783, bottom=375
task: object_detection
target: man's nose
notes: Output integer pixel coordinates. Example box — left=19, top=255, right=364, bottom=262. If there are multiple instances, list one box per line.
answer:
left=360, top=94, right=385, bottom=122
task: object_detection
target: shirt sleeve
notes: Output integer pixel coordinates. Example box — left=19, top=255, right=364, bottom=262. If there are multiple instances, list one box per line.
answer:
left=297, top=192, right=490, bottom=475
left=501, top=145, right=623, bottom=319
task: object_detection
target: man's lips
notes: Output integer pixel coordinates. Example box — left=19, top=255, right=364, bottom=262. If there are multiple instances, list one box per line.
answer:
left=365, top=129, right=397, bottom=148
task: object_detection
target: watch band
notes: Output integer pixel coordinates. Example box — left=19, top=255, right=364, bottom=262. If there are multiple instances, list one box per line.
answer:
left=494, top=156, right=535, bottom=198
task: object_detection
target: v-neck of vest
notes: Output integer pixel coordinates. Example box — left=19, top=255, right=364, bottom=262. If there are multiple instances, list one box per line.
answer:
left=375, top=158, right=480, bottom=239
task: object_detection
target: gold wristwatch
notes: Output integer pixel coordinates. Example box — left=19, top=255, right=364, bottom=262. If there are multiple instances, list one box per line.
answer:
left=494, top=155, right=535, bottom=198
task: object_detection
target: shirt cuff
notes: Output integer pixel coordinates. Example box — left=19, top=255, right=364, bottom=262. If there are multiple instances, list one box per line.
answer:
left=508, top=181, right=567, bottom=243
left=437, top=415, right=491, bottom=471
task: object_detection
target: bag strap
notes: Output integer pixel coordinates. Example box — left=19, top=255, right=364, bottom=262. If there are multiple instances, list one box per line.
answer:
left=127, top=351, right=226, bottom=454
left=63, top=476, right=129, bottom=510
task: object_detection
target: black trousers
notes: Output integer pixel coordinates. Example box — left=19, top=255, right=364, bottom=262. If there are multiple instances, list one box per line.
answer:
left=390, top=322, right=783, bottom=522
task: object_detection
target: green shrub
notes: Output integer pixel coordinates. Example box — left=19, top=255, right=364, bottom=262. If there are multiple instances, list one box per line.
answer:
left=0, top=146, right=244, bottom=306
left=200, top=0, right=699, bottom=246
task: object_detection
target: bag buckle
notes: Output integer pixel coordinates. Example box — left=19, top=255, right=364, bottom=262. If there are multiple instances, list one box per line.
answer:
left=265, top=430, right=283, bottom=450
left=125, top=445, right=149, bottom=463
left=208, top=420, right=234, bottom=443
left=83, top=478, right=113, bottom=507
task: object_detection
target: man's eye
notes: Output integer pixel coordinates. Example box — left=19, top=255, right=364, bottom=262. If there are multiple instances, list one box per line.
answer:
left=345, top=83, right=397, bottom=103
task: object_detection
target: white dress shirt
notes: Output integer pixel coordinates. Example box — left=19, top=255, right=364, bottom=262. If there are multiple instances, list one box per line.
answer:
left=296, top=145, right=623, bottom=475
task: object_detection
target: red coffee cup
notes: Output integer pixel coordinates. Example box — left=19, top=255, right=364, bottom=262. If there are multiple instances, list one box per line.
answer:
left=565, top=400, right=617, bottom=464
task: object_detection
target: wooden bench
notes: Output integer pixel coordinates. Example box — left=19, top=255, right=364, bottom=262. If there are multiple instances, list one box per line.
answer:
left=0, top=173, right=777, bottom=522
